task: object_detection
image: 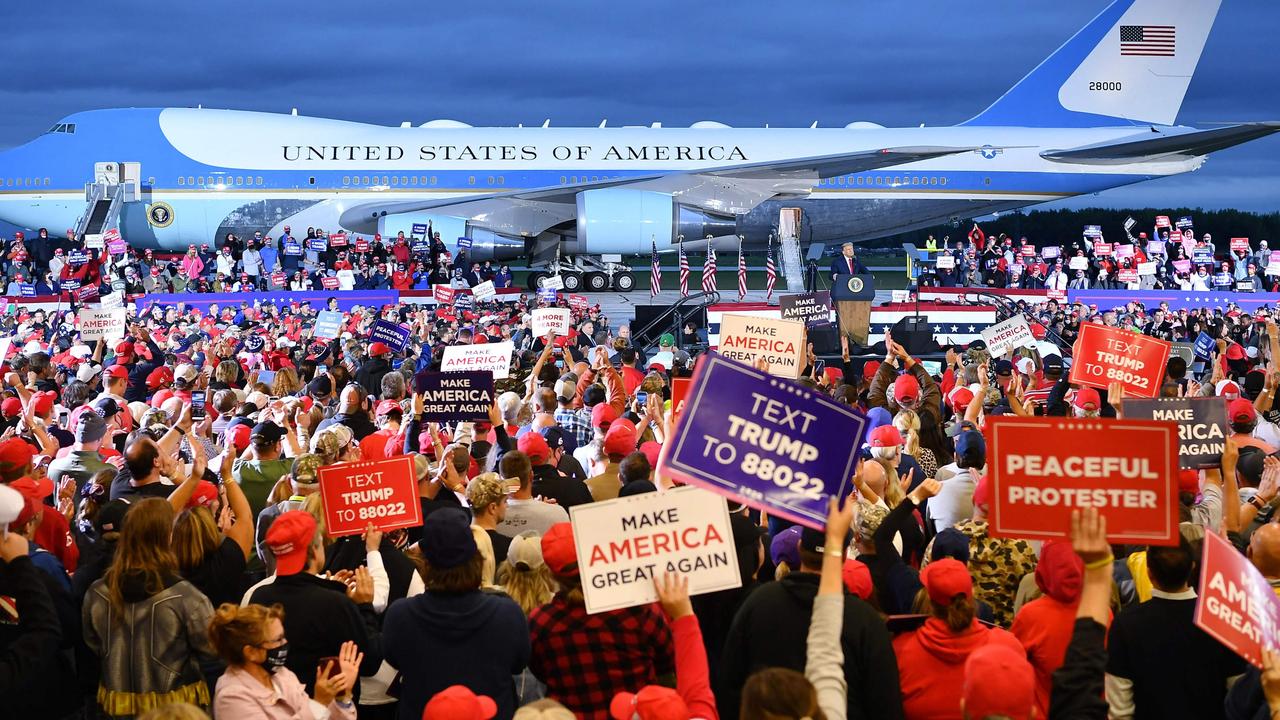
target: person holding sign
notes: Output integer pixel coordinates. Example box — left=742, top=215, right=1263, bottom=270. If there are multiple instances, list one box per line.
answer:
left=527, top=523, right=675, bottom=720
left=383, top=507, right=530, bottom=720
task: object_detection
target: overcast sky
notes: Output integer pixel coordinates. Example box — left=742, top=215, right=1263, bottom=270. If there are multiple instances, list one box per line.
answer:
left=1, top=0, right=1276, bottom=214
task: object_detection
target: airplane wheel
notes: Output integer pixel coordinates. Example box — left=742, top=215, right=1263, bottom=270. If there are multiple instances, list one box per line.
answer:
left=562, top=273, right=583, bottom=292
left=612, top=272, right=636, bottom=292
left=528, top=271, right=550, bottom=291
left=584, top=272, right=609, bottom=291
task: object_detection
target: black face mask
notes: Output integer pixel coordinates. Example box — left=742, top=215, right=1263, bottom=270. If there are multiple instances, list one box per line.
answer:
left=264, top=643, right=289, bottom=673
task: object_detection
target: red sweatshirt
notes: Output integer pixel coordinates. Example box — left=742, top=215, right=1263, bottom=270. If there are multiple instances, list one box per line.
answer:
left=670, top=614, right=718, bottom=720
left=893, top=617, right=1024, bottom=720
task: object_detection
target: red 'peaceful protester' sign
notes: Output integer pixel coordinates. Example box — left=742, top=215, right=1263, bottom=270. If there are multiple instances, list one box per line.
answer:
left=1195, top=531, right=1280, bottom=668
left=986, top=416, right=1179, bottom=545
left=318, top=456, right=422, bottom=537
left=1069, top=323, right=1171, bottom=399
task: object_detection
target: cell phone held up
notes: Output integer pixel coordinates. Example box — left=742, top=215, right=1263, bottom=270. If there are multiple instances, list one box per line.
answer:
left=190, top=391, right=206, bottom=420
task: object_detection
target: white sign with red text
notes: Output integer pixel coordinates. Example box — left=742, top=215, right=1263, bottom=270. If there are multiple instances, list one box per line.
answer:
left=440, top=341, right=514, bottom=379
left=716, top=313, right=806, bottom=379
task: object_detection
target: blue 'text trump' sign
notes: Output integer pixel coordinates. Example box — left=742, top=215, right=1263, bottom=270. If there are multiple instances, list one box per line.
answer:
left=456, top=236, right=473, bottom=249
left=1194, top=332, right=1216, bottom=360
left=370, top=319, right=412, bottom=353
left=411, top=223, right=428, bottom=237
left=660, top=353, right=868, bottom=530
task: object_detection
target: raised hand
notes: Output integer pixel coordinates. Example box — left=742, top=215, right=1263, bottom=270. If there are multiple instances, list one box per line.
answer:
left=908, top=477, right=942, bottom=505
left=653, top=571, right=693, bottom=620
left=1069, top=507, right=1110, bottom=565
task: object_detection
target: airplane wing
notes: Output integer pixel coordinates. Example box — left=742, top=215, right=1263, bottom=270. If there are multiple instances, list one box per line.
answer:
left=1041, top=122, right=1280, bottom=165
left=338, top=145, right=977, bottom=235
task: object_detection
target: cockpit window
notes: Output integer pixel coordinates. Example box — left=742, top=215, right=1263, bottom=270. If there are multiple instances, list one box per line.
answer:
left=45, top=123, right=76, bottom=134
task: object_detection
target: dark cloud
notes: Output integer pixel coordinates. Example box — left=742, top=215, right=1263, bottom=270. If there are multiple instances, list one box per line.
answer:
left=0, top=0, right=1275, bottom=210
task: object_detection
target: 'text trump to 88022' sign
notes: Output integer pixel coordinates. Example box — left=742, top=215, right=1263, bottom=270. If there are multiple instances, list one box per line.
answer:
left=660, top=353, right=868, bottom=530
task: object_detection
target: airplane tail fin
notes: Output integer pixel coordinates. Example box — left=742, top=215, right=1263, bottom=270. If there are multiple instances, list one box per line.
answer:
left=963, top=0, right=1222, bottom=128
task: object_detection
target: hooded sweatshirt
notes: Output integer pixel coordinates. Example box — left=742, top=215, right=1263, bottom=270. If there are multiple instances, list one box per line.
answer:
left=1010, top=541, right=1088, bottom=719
left=382, top=589, right=530, bottom=720
left=892, top=616, right=1023, bottom=720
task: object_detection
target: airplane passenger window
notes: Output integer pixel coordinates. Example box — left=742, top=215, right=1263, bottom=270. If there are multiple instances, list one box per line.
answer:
left=309, top=177, right=316, bottom=185
left=43, top=178, right=50, bottom=186
left=411, top=176, right=418, bottom=185
left=430, top=176, right=436, bottom=185
left=857, top=177, right=864, bottom=185
left=487, top=177, right=494, bottom=185
left=391, top=176, right=399, bottom=186
left=256, top=177, right=263, bottom=185
left=561, top=176, right=567, bottom=184
left=468, top=176, right=475, bottom=185
left=361, top=176, right=369, bottom=185
left=236, top=177, right=243, bottom=185
left=381, top=176, right=389, bottom=185
left=343, top=177, right=350, bottom=185
left=984, top=177, right=991, bottom=185
left=498, top=176, right=504, bottom=185
left=876, top=177, right=882, bottom=185
left=941, top=177, right=948, bottom=186
left=178, top=177, right=185, bottom=186
left=400, top=176, right=408, bottom=185
left=198, top=177, right=205, bottom=186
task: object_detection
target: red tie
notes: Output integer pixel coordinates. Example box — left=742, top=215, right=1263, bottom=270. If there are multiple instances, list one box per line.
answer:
left=847, top=258, right=853, bottom=273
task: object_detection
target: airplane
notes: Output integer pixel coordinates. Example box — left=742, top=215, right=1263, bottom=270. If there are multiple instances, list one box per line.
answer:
left=0, top=0, right=1275, bottom=292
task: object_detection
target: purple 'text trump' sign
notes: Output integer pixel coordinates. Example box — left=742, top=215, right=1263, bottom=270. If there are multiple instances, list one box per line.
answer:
left=370, top=319, right=412, bottom=353
left=660, top=353, right=868, bottom=530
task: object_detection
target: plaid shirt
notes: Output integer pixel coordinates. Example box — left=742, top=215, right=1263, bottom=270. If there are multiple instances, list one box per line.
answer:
left=528, top=595, right=675, bottom=719
left=554, top=407, right=594, bottom=450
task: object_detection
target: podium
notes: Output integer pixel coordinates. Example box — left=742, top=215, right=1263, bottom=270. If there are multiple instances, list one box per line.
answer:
left=830, top=273, right=876, bottom=347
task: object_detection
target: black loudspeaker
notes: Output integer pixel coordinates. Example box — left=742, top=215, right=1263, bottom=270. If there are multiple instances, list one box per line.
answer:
left=891, top=315, right=939, bottom=356
left=808, top=325, right=841, bottom=355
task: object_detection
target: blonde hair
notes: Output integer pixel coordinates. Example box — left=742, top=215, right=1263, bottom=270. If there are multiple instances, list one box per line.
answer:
left=301, top=492, right=328, bottom=542
left=472, top=525, right=496, bottom=587
left=774, top=560, right=792, bottom=581
left=513, top=699, right=577, bottom=720
left=271, top=367, right=301, bottom=396
left=893, top=409, right=922, bottom=457
left=172, top=506, right=221, bottom=576
left=496, top=560, right=557, bottom=616
left=208, top=602, right=283, bottom=666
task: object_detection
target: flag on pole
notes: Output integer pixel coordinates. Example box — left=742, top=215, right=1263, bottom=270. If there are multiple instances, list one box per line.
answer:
left=649, top=237, right=661, bottom=298
left=702, top=238, right=717, bottom=293
left=737, top=237, right=747, bottom=301
left=765, top=235, right=777, bottom=300
left=678, top=244, right=689, bottom=297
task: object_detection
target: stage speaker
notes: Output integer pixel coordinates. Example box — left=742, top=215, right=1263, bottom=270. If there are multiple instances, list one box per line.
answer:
left=891, top=315, right=938, bottom=356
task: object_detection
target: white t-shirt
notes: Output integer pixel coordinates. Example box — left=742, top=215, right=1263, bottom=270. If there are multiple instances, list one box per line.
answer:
left=929, top=467, right=977, bottom=533
left=496, top=497, right=569, bottom=538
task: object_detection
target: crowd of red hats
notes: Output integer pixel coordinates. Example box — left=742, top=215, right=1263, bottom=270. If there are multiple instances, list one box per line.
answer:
left=0, top=224, right=1275, bottom=720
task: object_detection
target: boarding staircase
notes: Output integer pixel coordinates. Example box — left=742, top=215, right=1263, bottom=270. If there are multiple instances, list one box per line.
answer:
left=778, top=233, right=805, bottom=292
left=633, top=290, right=721, bottom=353
left=73, top=162, right=141, bottom=244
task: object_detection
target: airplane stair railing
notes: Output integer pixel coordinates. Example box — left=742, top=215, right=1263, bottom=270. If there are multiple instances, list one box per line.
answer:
left=73, top=182, right=107, bottom=242
left=98, top=184, right=126, bottom=236
left=967, top=290, right=1072, bottom=359
left=779, top=235, right=805, bottom=292
left=632, top=290, right=721, bottom=351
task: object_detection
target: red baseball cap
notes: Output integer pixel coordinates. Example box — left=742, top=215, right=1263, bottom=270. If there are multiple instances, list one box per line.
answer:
left=541, top=522, right=578, bottom=576
left=517, top=432, right=550, bottom=464
left=842, top=558, right=873, bottom=600
left=264, top=510, right=316, bottom=576
left=1179, top=469, right=1201, bottom=495
left=638, top=440, right=661, bottom=468
left=375, top=399, right=402, bottom=417
left=1072, top=387, right=1101, bottom=412
left=228, top=424, right=252, bottom=453
left=962, top=644, right=1035, bottom=720
left=0, top=397, right=21, bottom=418
left=105, top=365, right=130, bottom=381
left=9, top=476, right=53, bottom=527
left=187, top=480, right=218, bottom=509
left=973, top=473, right=992, bottom=510
left=591, top=403, right=619, bottom=430
left=29, top=391, right=55, bottom=418
left=948, top=387, right=975, bottom=412
left=114, top=340, right=135, bottom=358
left=0, top=438, right=35, bottom=476
left=921, top=558, right=973, bottom=607
left=423, top=686, right=497, bottom=720
left=369, top=341, right=391, bottom=356
left=1229, top=398, right=1257, bottom=423
left=146, top=366, right=174, bottom=390
left=862, top=360, right=881, bottom=380
left=603, top=423, right=637, bottom=458
left=867, top=425, right=903, bottom=448
left=893, top=374, right=920, bottom=403
left=609, top=686, right=689, bottom=720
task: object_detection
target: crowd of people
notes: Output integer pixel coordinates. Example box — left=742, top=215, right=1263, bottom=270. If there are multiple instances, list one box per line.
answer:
left=0, top=224, right=516, bottom=296
left=923, top=220, right=1278, bottom=293
left=0, top=226, right=1275, bottom=720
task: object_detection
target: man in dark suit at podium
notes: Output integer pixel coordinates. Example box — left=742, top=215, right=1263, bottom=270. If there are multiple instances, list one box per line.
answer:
left=830, top=242, right=869, bottom=282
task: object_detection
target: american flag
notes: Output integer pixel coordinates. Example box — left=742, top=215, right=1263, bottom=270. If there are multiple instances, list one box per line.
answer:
left=737, top=238, right=747, bottom=301
left=1120, top=25, right=1175, bottom=56
left=649, top=238, right=661, bottom=298
left=764, top=235, right=777, bottom=300
left=678, top=244, right=689, bottom=297
left=702, top=240, right=717, bottom=293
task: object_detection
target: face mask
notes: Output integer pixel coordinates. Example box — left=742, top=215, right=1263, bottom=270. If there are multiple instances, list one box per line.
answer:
left=264, top=642, right=289, bottom=672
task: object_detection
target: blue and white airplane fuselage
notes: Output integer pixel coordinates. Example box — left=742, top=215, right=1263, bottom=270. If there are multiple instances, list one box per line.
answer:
left=0, top=0, right=1272, bottom=259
